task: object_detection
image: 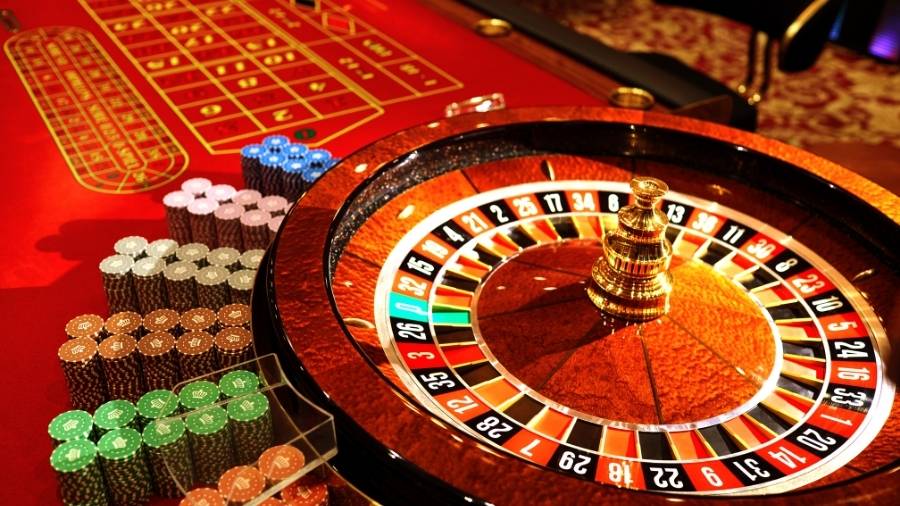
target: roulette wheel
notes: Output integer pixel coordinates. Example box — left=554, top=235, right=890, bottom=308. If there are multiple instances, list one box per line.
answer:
left=253, top=107, right=899, bottom=504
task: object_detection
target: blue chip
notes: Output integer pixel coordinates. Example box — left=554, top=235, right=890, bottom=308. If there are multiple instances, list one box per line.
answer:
left=301, top=166, right=326, bottom=183
left=281, top=159, right=307, bottom=173
left=262, top=153, right=286, bottom=167
left=263, top=135, right=290, bottom=150
left=284, top=143, right=309, bottom=159
left=241, top=144, right=265, bottom=158
left=306, top=149, right=332, bottom=166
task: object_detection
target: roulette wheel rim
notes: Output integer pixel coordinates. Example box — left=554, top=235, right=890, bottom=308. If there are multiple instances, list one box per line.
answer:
left=254, top=107, right=899, bottom=504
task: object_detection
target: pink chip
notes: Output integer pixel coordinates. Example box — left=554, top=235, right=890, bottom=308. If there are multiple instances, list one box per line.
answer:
left=206, top=184, right=237, bottom=202
left=181, top=177, right=212, bottom=195
left=257, top=195, right=288, bottom=213
left=268, top=215, right=284, bottom=233
left=240, top=209, right=271, bottom=226
left=163, top=190, right=195, bottom=208
left=232, top=189, right=262, bottom=207
left=214, top=203, right=244, bottom=220
left=188, top=197, right=219, bottom=215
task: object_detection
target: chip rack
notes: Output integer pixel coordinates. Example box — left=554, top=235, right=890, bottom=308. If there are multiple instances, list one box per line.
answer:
left=160, top=353, right=338, bottom=505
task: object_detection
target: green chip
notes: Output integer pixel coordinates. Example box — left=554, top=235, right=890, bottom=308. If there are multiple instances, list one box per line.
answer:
left=219, top=370, right=260, bottom=398
left=48, top=410, right=93, bottom=442
left=179, top=380, right=220, bottom=410
left=185, top=406, right=228, bottom=435
left=137, top=390, right=178, bottom=420
left=50, top=439, right=97, bottom=473
left=97, top=428, right=142, bottom=460
left=142, top=418, right=185, bottom=448
left=226, top=393, right=269, bottom=422
left=93, top=400, right=136, bottom=431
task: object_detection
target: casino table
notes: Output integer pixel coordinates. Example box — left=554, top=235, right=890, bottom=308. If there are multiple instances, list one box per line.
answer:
left=0, top=1, right=608, bottom=501
left=0, top=1, right=897, bottom=505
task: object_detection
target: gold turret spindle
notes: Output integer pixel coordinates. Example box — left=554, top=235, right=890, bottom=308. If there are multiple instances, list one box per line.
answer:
left=586, top=177, right=674, bottom=321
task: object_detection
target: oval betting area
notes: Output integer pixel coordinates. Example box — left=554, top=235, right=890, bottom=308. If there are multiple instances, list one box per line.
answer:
left=267, top=110, right=899, bottom=504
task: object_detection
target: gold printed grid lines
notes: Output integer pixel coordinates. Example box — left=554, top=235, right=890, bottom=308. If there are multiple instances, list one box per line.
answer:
left=79, top=0, right=463, bottom=154
left=4, top=26, right=189, bottom=194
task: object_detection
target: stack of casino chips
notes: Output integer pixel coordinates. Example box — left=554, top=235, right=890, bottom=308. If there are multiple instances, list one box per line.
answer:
left=218, top=465, right=266, bottom=504
left=258, top=445, right=306, bottom=486
left=180, top=443, right=316, bottom=506
left=240, top=209, right=272, bottom=250
left=136, top=389, right=179, bottom=428
left=182, top=307, right=218, bottom=335
left=208, top=247, right=241, bottom=272
left=188, top=198, right=220, bottom=247
left=213, top=204, right=244, bottom=249
left=165, top=261, right=199, bottom=311
left=207, top=183, right=237, bottom=204
left=240, top=249, right=264, bottom=271
left=196, top=266, right=232, bottom=308
left=219, top=370, right=259, bottom=399
left=99, top=254, right=138, bottom=314
left=179, top=380, right=220, bottom=412
left=176, top=242, right=209, bottom=266
left=98, top=427, right=153, bottom=504
left=139, top=331, right=180, bottom=390
left=240, top=136, right=339, bottom=200
left=101, top=236, right=262, bottom=312
left=227, top=269, right=256, bottom=305
left=99, top=334, right=145, bottom=402
left=217, top=303, right=251, bottom=330
left=144, top=417, right=193, bottom=498
left=59, top=304, right=254, bottom=409
left=105, top=311, right=142, bottom=339
left=186, top=405, right=234, bottom=485
left=133, top=257, right=169, bottom=313
left=281, top=479, right=329, bottom=506
left=147, top=238, right=179, bottom=263
left=180, top=487, right=225, bottom=506
left=93, top=399, right=137, bottom=436
left=65, top=314, right=104, bottom=341
left=58, top=338, right=107, bottom=412
left=177, top=331, right=219, bottom=380
left=233, top=189, right=261, bottom=209
left=114, top=235, right=148, bottom=259
left=48, top=410, right=95, bottom=447
left=268, top=215, right=285, bottom=242
left=144, top=308, right=181, bottom=335
left=51, top=439, right=107, bottom=506
left=227, top=392, right=274, bottom=465
left=164, top=190, right=195, bottom=244
left=164, top=176, right=295, bottom=251
left=215, top=327, right=255, bottom=370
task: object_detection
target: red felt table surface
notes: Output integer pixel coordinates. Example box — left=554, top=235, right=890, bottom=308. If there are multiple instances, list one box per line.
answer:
left=0, top=0, right=600, bottom=503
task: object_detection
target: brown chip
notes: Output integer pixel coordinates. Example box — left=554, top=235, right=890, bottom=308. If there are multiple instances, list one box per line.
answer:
left=98, top=334, right=137, bottom=359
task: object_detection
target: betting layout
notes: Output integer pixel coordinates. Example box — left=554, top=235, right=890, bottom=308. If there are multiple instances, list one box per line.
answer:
left=5, top=27, right=188, bottom=193
left=2, top=0, right=601, bottom=198
left=78, top=0, right=462, bottom=153
left=364, top=179, right=892, bottom=495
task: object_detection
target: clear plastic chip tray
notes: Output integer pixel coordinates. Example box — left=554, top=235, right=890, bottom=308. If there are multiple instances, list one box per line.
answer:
left=155, top=353, right=337, bottom=504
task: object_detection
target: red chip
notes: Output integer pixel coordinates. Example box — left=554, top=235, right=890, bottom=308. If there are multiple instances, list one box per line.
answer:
left=258, top=445, right=306, bottom=481
left=218, top=465, right=266, bottom=502
left=281, top=482, right=327, bottom=506
left=179, top=487, right=225, bottom=506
